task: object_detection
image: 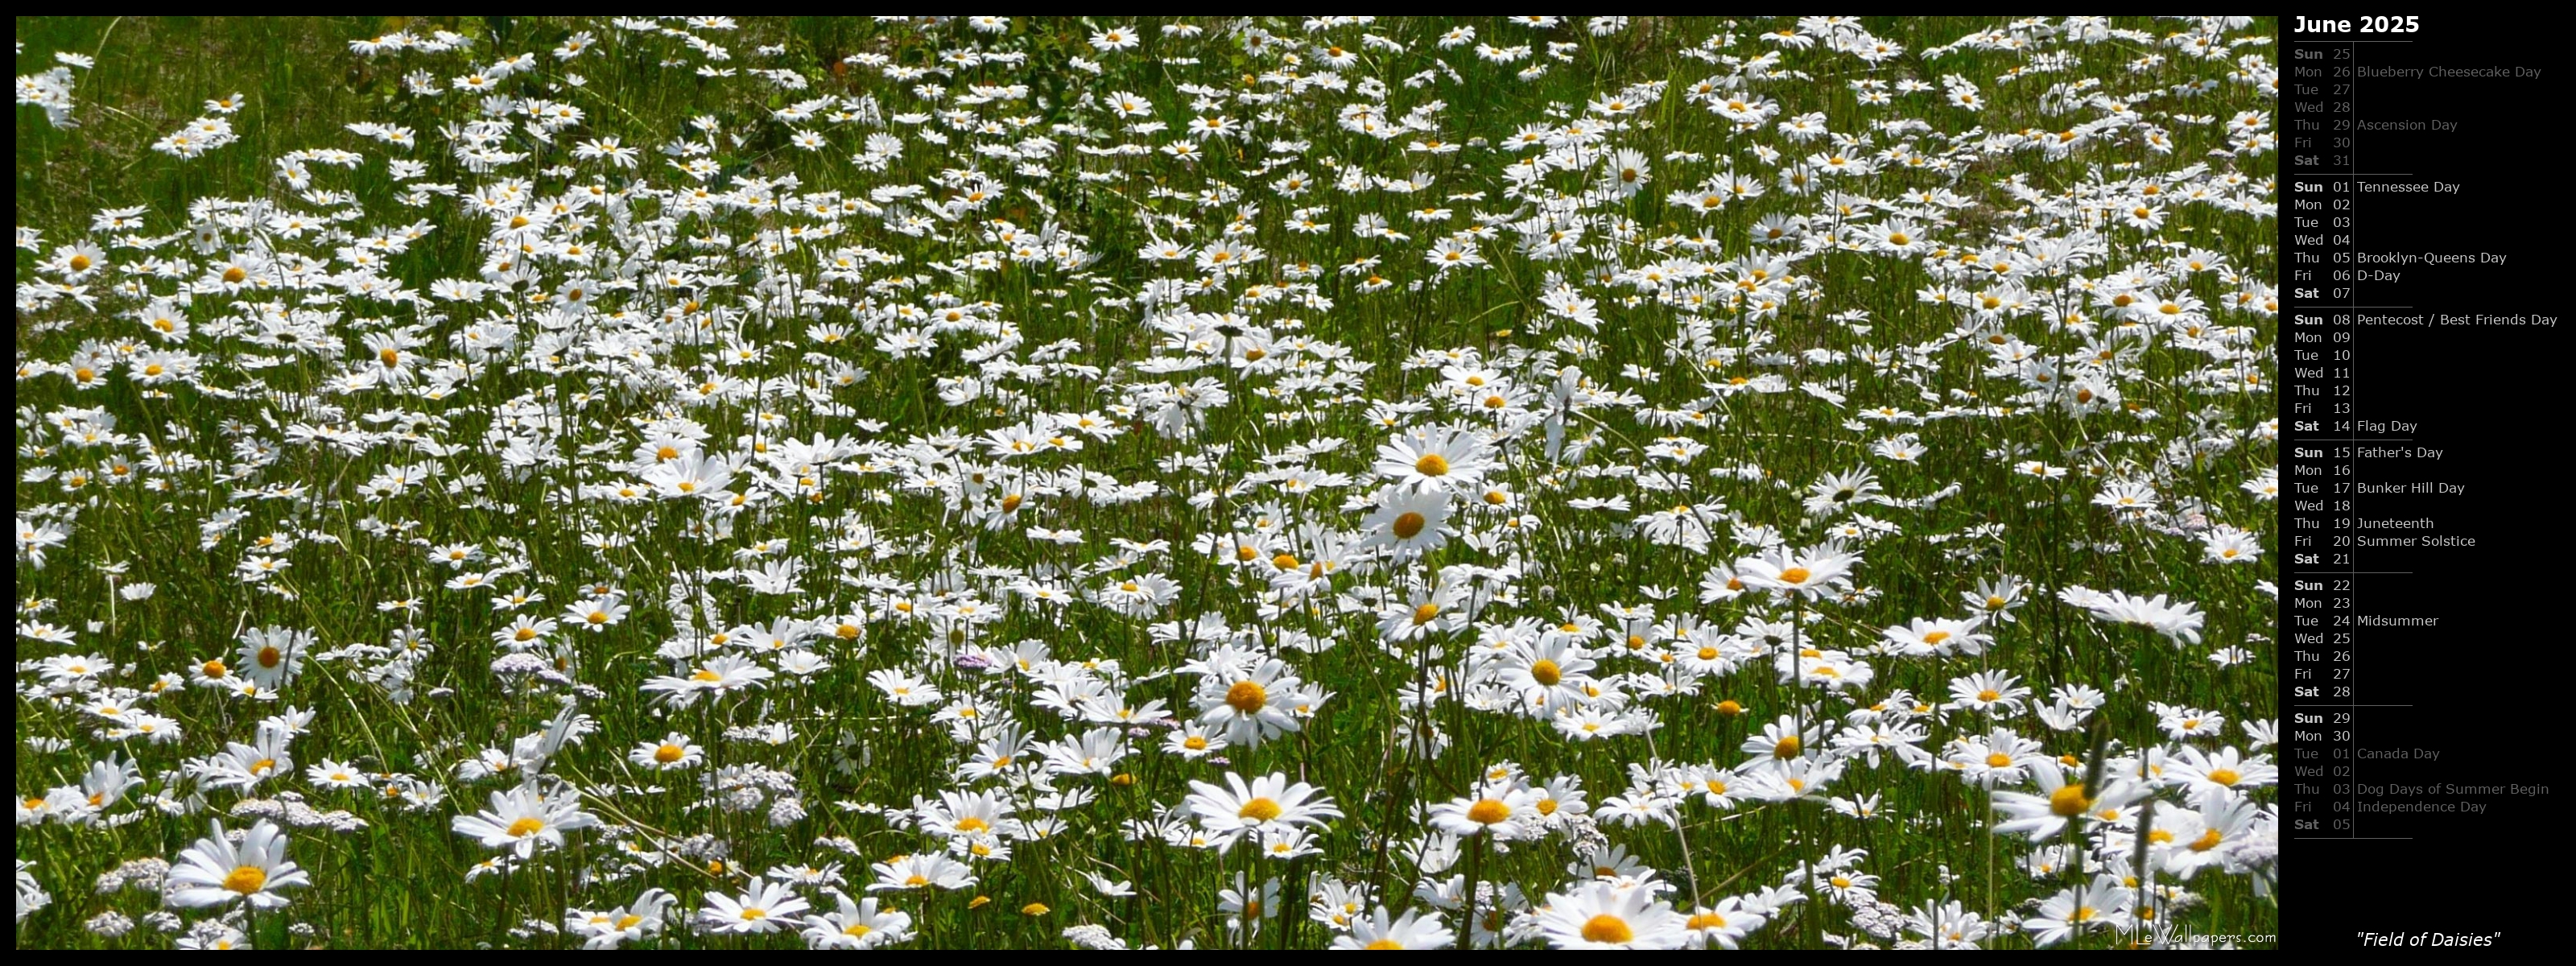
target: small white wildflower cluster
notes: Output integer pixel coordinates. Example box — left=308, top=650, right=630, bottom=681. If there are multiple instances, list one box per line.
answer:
left=14, top=49, right=89, bottom=127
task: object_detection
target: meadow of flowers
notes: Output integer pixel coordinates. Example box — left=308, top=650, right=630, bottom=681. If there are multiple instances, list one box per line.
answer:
left=14, top=16, right=2281, bottom=949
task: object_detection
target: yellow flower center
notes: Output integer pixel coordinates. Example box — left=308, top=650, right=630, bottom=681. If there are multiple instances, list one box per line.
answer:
left=223, top=266, right=248, bottom=283
left=1922, top=631, right=1951, bottom=645
left=1226, top=680, right=1268, bottom=712
left=2050, top=782, right=2091, bottom=817
left=1530, top=659, right=1562, bottom=687
left=222, top=865, right=267, bottom=894
left=1580, top=914, right=1635, bottom=943
left=2189, top=828, right=2223, bottom=852
left=1778, top=567, right=1811, bottom=584
left=955, top=816, right=989, bottom=833
left=1467, top=799, right=1513, bottom=824
left=1986, top=753, right=2013, bottom=769
left=1976, top=688, right=2000, bottom=702
left=2207, top=768, right=2240, bottom=786
left=1364, top=939, right=1405, bottom=949
left=1412, top=603, right=1441, bottom=625
left=1391, top=512, right=1427, bottom=539
left=258, top=646, right=283, bottom=668
left=1414, top=453, right=1451, bottom=477
left=506, top=816, right=545, bottom=837
left=1237, top=797, right=1283, bottom=822
left=654, top=744, right=685, bottom=764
